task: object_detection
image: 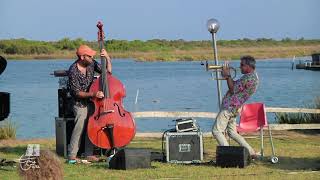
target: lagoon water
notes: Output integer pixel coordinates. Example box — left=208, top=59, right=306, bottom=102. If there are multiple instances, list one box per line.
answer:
left=0, top=58, right=319, bottom=139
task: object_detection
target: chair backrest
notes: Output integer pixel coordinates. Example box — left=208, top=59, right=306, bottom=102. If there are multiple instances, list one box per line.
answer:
left=239, top=102, right=268, bottom=131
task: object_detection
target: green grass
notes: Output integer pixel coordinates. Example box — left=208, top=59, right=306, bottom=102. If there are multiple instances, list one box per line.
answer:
left=0, top=131, right=319, bottom=179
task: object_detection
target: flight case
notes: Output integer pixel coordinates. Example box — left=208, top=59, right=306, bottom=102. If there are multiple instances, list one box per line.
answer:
left=165, top=131, right=203, bottom=163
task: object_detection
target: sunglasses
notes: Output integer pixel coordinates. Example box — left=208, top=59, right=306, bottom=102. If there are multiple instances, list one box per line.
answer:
left=85, top=55, right=93, bottom=59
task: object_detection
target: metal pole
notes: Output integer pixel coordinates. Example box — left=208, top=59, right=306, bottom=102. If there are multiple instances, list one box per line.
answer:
left=211, top=32, right=222, bottom=109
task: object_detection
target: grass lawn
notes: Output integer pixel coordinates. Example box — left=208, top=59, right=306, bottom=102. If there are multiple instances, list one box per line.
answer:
left=0, top=130, right=319, bottom=179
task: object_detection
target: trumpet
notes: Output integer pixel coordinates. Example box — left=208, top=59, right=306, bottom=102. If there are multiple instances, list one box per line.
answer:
left=205, top=61, right=237, bottom=80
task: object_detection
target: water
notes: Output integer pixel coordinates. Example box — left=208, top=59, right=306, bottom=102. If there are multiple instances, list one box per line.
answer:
left=0, top=58, right=319, bottom=139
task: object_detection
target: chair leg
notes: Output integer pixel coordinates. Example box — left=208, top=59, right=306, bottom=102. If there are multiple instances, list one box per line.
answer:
left=260, top=127, right=264, bottom=159
left=268, top=125, right=278, bottom=164
left=268, top=126, right=275, bottom=155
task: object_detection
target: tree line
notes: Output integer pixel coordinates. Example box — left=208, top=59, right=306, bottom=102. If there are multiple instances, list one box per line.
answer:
left=0, top=38, right=319, bottom=55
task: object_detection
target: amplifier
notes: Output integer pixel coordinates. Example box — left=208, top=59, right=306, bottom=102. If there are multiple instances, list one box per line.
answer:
left=58, top=89, right=74, bottom=118
left=165, top=132, right=203, bottom=163
left=55, top=117, right=103, bottom=157
left=55, top=117, right=78, bottom=157
left=216, top=146, right=251, bottom=168
left=175, top=118, right=198, bottom=132
left=109, top=148, right=151, bottom=170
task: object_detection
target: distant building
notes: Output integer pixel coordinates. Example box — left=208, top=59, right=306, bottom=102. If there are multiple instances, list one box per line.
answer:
left=311, top=53, right=320, bottom=65
left=296, top=53, right=320, bottom=71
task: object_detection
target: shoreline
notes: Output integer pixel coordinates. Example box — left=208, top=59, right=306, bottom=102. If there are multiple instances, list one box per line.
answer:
left=3, top=44, right=319, bottom=61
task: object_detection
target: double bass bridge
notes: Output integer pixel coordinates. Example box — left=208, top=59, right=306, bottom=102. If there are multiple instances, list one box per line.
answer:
left=94, top=107, right=115, bottom=120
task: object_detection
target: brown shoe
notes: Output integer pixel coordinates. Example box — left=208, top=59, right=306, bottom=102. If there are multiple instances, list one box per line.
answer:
left=86, top=156, right=99, bottom=162
left=251, top=152, right=261, bottom=160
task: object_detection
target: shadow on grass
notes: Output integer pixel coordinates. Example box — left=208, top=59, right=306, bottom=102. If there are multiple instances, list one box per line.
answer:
left=79, top=156, right=320, bottom=173
left=289, top=129, right=320, bottom=135
left=201, top=156, right=320, bottom=171
left=89, top=148, right=163, bottom=170
left=0, top=146, right=26, bottom=172
left=265, top=156, right=320, bottom=171
left=90, top=163, right=158, bottom=170
left=0, top=146, right=26, bottom=156
left=156, top=156, right=320, bottom=171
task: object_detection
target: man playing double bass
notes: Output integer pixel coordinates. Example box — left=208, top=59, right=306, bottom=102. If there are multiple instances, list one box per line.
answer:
left=67, top=44, right=112, bottom=163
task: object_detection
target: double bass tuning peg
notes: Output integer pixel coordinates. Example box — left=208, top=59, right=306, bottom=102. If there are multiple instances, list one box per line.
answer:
left=97, top=21, right=103, bottom=28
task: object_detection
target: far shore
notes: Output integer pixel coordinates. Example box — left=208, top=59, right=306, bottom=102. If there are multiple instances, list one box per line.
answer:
left=3, top=44, right=320, bottom=61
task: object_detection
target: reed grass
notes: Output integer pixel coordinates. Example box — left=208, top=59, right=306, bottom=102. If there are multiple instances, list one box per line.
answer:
left=276, top=97, right=320, bottom=124
left=0, top=120, right=16, bottom=140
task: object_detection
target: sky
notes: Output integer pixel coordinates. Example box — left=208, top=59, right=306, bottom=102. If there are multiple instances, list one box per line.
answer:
left=0, top=0, right=319, bottom=41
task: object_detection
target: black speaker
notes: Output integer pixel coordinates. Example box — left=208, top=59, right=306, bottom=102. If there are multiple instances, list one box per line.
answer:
left=0, top=56, right=7, bottom=75
left=109, top=148, right=151, bottom=170
left=58, top=89, right=74, bottom=118
left=216, top=146, right=251, bottom=168
left=0, top=92, right=10, bottom=121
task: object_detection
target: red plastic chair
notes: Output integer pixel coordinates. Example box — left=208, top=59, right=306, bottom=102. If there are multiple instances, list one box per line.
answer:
left=237, top=102, right=278, bottom=163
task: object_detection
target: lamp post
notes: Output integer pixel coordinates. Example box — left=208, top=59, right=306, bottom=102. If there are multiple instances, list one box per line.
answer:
left=206, top=18, right=222, bottom=110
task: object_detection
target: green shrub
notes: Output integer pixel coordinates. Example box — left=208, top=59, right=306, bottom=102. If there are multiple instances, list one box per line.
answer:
left=1, top=38, right=320, bottom=56
left=0, top=39, right=56, bottom=54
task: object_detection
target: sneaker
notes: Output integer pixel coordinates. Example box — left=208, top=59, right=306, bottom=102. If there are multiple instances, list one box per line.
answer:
left=67, top=157, right=81, bottom=164
left=86, top=156, right=99, bottom=162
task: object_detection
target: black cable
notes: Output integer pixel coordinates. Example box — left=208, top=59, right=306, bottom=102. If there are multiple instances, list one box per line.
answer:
left=161, top=128, right=176, bottom=162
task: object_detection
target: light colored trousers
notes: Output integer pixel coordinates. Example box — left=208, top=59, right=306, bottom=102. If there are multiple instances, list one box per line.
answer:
left=68, top=105, right=94, bottom=158
left=212, top=109, right=255, bottom=155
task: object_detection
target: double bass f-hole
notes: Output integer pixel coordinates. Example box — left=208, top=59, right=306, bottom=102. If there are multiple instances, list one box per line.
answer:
left=114, top=103, right=125, bottom=117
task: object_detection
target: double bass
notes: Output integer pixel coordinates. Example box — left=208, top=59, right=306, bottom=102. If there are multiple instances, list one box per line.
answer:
left=87, top=21, right=136, bottom=150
